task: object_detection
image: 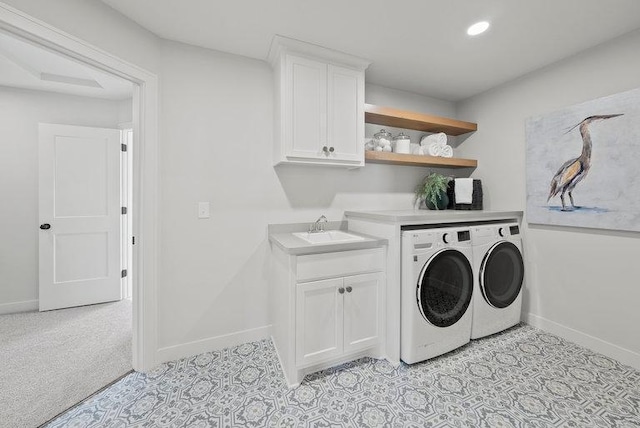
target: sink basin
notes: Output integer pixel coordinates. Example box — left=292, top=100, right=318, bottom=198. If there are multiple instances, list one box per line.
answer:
left=293, top=230, right=365, bottom=245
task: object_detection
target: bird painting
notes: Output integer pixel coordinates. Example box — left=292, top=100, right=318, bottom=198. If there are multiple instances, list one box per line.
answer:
left=547, top=114, right=623, bottom=211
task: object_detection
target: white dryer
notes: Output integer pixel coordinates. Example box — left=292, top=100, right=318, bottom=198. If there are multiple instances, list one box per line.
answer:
left=470, top=222, right=525, bottom=339
left=401, top=226, right=474, bottom=364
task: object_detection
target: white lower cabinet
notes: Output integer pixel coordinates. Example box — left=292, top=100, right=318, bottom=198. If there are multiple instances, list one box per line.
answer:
left=270, top=245, right=386, bottom=387
left=296, top=272, right=382, bottom=368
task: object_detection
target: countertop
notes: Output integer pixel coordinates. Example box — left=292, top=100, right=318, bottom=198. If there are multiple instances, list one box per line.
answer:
left=268, top=221, right=387, bottom=255
left=345, top=209, right=523, bottom=224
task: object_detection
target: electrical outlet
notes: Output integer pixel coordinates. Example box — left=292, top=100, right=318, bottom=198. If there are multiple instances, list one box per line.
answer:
left=198, top=202, right=210, bottom=219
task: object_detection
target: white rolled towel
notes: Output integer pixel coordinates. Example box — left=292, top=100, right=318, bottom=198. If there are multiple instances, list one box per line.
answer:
left=420, top=132, right=447, bottom=148
left=440, top=145, right=453, bottom=158
left=412, top=146, right=426, bottom=155
left=427, top=142, right=442, bottom=156
left=455, top=178, right=473, bottom=204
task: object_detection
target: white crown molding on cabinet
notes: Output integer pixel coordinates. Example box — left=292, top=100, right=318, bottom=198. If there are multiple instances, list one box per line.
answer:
left=0, top=2, right=159, bottom=372
left=268, top=34, right=371, bottom=71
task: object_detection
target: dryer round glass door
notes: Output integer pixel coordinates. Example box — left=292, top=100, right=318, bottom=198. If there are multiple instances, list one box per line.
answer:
left=480, top=241, right=524, bottom=308
left=417, top=249, right=473, bottom=327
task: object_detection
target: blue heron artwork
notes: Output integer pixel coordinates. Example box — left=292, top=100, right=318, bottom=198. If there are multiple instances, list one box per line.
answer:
left=526, top=87, right=640, bottom=232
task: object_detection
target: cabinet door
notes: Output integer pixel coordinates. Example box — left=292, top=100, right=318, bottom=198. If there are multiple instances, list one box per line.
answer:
left=285, top=54, right=327, bottom=160
left=343, top=272, right=382, bottom=353
left=296, top=277, right=344, bottom=367
left=327, top=64, right=364, bottom=163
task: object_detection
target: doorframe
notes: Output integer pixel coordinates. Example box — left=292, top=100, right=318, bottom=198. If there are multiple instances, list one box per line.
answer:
left=119, top=123, right=134, bottom=300
left=0, top=3, right=159, bottom=371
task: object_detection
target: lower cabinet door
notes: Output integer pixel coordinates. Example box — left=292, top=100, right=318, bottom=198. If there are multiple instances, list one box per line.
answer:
left=296, top=277, right=344, bottom=366
left=343, top=272, right=382, bottom=354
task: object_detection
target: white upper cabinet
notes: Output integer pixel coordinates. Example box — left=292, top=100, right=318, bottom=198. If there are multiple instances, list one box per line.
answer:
left=269, top=35, right=370, bottom=167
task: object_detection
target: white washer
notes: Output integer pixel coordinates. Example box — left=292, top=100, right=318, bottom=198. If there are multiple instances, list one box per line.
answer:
left=401, top=226, right=474, bottom=364
left=470, top=222, right=525, bottom=339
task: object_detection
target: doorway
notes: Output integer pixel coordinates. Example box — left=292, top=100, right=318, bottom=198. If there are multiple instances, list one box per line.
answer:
left=0, top=3, right=158, bottom=426
left=0, top=27, right=137, bottom=426
left=0, top=1, right=158, bottom=372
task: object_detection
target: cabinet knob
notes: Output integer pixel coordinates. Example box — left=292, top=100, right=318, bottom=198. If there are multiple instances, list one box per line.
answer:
left=329, top=146, right=335, bottom=153
left=322, top=146, right=329, bottom=154
left=346, top=286, right=352, bottom=293
left=338, top=287, right=345, bottom=294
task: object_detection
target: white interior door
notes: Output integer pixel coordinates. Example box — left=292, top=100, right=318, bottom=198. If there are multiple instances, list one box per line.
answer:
left=39, top=123, right=122, bottom=311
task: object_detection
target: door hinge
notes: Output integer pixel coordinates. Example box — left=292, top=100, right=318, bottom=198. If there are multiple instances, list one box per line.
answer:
left=132, top=236, right=135, bottom=245
left=121, top=206, right=127, bottom=215
left=121, top=269, right=127, bottom=278
left=121, top=143, right=127, bottom=152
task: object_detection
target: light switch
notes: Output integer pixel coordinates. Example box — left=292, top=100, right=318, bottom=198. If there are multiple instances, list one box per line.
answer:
left=198, top=202, right=210, bottom=219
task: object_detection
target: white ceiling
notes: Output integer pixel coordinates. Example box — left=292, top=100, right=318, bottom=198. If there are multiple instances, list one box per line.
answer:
left=0, top=31, right=132, bottom=100
left=101, top=0, right=640, bottom=101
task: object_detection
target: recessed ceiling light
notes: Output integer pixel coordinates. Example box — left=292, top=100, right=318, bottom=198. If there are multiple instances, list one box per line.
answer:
left=467, top=21, right=490, bottom=36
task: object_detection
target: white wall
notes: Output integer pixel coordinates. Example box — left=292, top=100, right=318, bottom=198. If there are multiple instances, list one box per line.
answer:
left=366, top=83, right=455, bottom=117
left=0, top=86, right=126, bottom=313
left=156, top=40, right=458, bottom=355
left=457, top=29, right=640, bottom=368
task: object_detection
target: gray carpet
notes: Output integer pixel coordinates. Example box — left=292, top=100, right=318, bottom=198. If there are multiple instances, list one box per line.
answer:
left=0, top=300, right=132, bottom=428
left=46, top=324, right=640, bottom=427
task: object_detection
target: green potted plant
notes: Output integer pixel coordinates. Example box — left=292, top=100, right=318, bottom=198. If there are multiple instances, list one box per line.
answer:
left=414, top=173, right=450, bottom=210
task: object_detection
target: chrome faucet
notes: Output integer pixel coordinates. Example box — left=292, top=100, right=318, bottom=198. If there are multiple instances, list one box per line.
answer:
left=309, top=215, right=328, bottom=233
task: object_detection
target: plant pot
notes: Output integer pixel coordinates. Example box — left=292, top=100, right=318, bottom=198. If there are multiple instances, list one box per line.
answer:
left=423, top=193, right=449, bottom=210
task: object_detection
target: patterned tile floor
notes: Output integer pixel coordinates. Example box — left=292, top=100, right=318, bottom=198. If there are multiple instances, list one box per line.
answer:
left=46, top=324, right=640, bottom=427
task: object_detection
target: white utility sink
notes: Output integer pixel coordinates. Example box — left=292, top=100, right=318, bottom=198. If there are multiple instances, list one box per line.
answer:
left=293, top=230, right=365, bottom=245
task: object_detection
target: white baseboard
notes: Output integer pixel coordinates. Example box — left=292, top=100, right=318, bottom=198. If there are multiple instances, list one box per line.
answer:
left=525, top=313, right=640, bottom=370
left=0, top=299, right=38, bottom=315
left=156, top=325, right=272, bottom=364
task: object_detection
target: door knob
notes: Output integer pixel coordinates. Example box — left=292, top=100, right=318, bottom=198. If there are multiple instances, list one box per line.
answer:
left=346, top=286, right=352, bottom=293
left=338, top=287, right=345, bottom=294
left=39, top=223, right=51, bottom=230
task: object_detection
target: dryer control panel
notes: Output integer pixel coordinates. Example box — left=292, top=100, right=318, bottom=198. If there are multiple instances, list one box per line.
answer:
left=471, top=221, right=521, bottom=245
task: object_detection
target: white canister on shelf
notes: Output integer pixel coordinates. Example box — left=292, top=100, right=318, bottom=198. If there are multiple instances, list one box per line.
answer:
left=393, top=132, right=411, bottom=154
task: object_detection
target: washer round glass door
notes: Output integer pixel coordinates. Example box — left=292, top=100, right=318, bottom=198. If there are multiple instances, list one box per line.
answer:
left=480, top=241, right=524, bottom=308
left=417, top=249, right=473, bottom=327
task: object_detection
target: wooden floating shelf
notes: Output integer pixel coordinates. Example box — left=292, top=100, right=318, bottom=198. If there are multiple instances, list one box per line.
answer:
left=365, top=151, right=478, bottom=168
left=364, top=104, right=477, bottom=136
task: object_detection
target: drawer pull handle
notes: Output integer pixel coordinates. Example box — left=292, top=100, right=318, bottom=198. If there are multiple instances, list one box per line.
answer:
left=338, top=287, right=345, bottom=294
left=346, top=286, right=352, bottom=293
